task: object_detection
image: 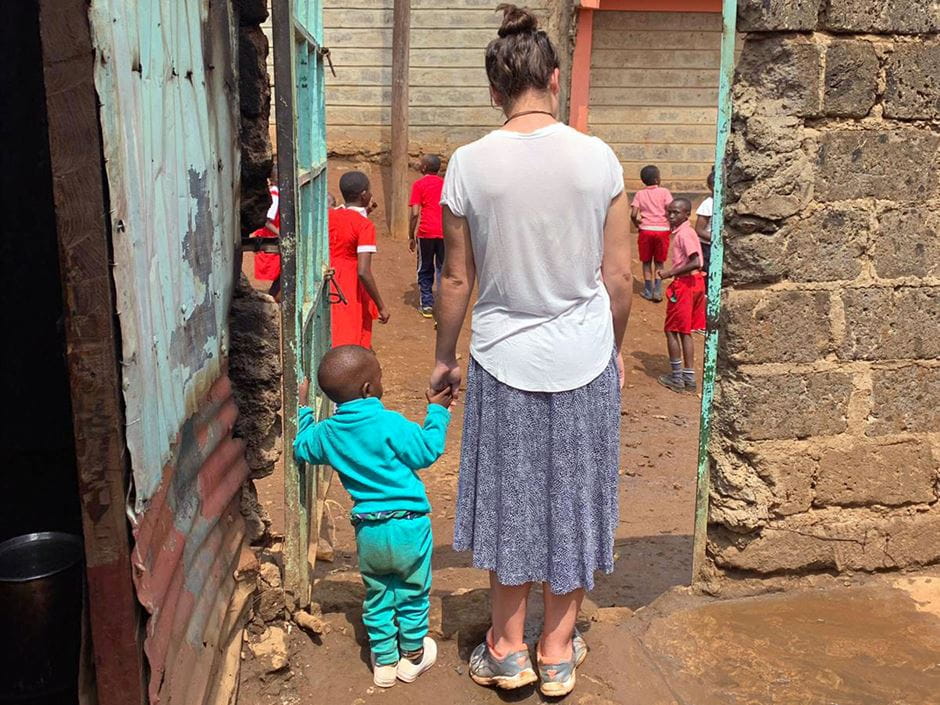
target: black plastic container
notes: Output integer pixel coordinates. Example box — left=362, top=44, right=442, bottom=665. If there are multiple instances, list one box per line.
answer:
left=0, top=533, right=83, bottom=702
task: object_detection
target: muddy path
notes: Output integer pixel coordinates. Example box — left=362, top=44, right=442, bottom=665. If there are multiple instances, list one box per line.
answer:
left=240, top=164, right=704, bottom=704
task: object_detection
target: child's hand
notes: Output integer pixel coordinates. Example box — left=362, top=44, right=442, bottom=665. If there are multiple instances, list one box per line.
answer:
left=409, top=237, right=417, bottom=253
left=426, top=386, right=454, bottom=409
left=378, top=306, right=391, bottom=324
left=657, top=268, right=670, bottom=280
left=299, top=378, right=310, bottom=407
left=367, top=199, right=378, bottom=214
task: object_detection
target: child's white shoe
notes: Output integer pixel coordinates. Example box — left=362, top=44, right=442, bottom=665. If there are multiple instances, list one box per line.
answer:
left=371, top=652, right=398, bottom=688
left=396, top=636, right=438, bottom=683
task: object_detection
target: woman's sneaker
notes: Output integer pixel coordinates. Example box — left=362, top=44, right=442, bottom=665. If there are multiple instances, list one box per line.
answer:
left=370, top=652, right=398, bottom=688
left=573, top=629, right=588, bottom=667
left=469, top=642, right=538, bottom=690
left=396, top=636, right=438, bottom=683
left=538, top=650, right=578, bottom=698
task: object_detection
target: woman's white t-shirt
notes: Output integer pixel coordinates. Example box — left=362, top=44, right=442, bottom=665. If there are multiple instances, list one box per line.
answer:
left=441, top=122, right=624, bottom=393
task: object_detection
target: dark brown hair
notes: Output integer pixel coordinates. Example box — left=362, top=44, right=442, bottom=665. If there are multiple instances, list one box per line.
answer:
left=485, top=4, right=559, bottom=106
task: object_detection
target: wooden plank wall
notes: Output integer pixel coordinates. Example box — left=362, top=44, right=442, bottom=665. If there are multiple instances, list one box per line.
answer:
left=322, top=0, right=553, bottom=157
left=589, top=10, right=723, bottom=194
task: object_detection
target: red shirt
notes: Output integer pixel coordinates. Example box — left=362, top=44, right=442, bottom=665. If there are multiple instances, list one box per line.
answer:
left=253, top=185, right=281, bottom=281
left=409, top=174, right=445, bottom=239
left=329, top=207, right=379, bottom=347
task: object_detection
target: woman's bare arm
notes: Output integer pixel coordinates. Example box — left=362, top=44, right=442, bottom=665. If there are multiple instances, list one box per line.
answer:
left=430, top=206, right=476, bottom=397
left=602, top=192, right=633, bottom=386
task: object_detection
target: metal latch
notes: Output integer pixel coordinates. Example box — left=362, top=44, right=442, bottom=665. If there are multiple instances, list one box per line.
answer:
left=319, top=47, right=336, bottom=77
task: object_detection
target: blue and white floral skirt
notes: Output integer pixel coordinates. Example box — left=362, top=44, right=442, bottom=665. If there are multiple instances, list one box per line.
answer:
left=453, top=354, right=621, bottom=595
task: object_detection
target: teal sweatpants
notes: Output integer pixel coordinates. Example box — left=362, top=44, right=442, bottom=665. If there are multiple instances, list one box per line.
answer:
left=355, top=515, right=433, bottom=666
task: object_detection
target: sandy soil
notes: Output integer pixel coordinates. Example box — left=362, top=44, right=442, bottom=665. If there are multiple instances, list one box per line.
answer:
left=240, top=162, right=705, bottom=704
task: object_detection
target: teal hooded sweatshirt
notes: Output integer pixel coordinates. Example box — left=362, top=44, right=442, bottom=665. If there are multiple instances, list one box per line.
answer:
left=293, top=397, right=451, bottom=515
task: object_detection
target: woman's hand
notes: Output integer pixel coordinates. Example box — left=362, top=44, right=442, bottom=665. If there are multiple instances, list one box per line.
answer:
left=430, top=360, right=462, bottom=400
left=616, top=352, right=625, bottom=390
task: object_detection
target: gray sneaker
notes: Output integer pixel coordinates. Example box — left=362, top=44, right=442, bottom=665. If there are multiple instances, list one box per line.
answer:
left=573, top=629, right=588, bottom=667
left=538, top=651, right=578, bottom=697
left=658, top=374, right=686, bottom=393
left=468, top=642, right=538, bottom=690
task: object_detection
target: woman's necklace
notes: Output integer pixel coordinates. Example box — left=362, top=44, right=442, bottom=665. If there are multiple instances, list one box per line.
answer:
left=503, top=109, right=556, bottom=125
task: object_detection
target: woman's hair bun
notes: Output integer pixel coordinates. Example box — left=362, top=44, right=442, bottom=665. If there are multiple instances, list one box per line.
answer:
left=496, top=4, right=539, bottom=37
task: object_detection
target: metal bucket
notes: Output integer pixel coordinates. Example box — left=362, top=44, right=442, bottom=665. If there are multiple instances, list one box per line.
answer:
left=0, top=533, right=84, bottom=702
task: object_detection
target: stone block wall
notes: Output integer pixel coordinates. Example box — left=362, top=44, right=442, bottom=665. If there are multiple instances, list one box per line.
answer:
left=707, top=0, right=940, bottom=577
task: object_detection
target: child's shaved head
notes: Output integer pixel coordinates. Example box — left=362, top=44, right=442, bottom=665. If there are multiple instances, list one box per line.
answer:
left=421, top=154, right=442, bottom=174
left=640, top=165, right=660, bottom=187
left=339, top=171, right=371, bottom=202
left=318, top=345, right=383, bottom=404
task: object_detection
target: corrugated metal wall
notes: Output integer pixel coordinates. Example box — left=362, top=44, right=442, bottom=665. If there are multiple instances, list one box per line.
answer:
left=588, top=11, right=723, bottom=194
left=88, top=1, right=254, bottom=702
left=322, top=0, right=551, bottom=156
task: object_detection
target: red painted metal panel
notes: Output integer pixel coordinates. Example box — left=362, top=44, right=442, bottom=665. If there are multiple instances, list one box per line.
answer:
left=131, top=374, right=253, bottom=704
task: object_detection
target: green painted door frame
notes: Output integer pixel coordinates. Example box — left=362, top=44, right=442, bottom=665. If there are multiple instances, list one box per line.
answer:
left=273, top=0, right=331, bottom=605
left=691, top=0, right=737, bottom=584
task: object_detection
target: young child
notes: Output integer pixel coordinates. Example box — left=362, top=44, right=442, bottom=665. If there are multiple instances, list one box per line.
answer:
left=657, top=198, right=704, bottom=394
left=692, top=168, right=715, bottom=334
left=252, top=163, right=282, bottom=298
left=631, top=165, right=674, bottom=302
left=293, top=345, right=453, bottom=687
left=408, top=155, right=445, bottom=318
left=695, top=169, right=715, bottom=288
left=329, top=171, right=390, bottom=348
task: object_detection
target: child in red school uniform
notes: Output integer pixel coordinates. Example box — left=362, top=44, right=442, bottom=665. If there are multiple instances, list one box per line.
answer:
left=252, top=164, right=282, bottom=298
left=631, top=165, right=673, bottom=302
left=329, top=171, right=390, bottom=348
left=408, top=154, right=445, bottom=318
left=657, top=198, right=704, bottom=394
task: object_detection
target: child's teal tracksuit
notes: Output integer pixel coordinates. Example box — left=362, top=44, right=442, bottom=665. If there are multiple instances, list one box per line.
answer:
left=293, top=397, right=450, bottom=665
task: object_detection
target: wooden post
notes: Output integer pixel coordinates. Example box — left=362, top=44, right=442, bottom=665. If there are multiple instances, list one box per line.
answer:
left=37, top=0, right=146, bottom=701
left=390, top=0, right=411, bottom=239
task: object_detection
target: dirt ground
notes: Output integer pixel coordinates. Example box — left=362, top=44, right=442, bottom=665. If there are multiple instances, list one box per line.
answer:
left=240, top=162, right=706, bottom=704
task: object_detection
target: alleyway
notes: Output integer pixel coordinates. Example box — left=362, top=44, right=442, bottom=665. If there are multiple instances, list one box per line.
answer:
left=240, top=170, right=706, bottom=703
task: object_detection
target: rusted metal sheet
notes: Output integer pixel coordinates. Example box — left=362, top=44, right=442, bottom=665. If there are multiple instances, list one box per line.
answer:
left=132, top=374, right=255, bottom=704
left=88, top=0, right=252, bottom=702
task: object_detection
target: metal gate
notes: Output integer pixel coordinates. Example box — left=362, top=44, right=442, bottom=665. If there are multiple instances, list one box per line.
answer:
left=272, top=0, right=332, bottom=604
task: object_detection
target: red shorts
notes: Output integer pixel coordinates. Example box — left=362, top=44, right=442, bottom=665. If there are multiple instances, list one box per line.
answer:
left=637, top=229, right=670, bottom=264
left=664, top=275, right=706, bottom=335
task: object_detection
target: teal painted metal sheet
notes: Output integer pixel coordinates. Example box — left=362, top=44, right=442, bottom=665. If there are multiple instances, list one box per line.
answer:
left=273, top=0, right=331, bottom=603
left=90, top=0, right=240, bottom=507
left=89, top=1, right=253, bottom=703
left=692, top=0, right=737, bottom=582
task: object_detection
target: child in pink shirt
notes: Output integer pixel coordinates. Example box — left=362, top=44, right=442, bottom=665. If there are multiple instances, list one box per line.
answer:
left=630, top=165, right=673, bottom=302
left=657, top=198, right=704, bottom=394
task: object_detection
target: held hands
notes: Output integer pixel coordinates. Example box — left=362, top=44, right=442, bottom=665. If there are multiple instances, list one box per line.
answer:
left=657, top=268, right=671, bottom=280
left=426, top=385, right=456, bottom=410
left=429, top=360, right=462, bottom=403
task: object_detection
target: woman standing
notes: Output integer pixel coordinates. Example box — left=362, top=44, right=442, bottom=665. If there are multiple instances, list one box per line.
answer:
left=430, top=4, right=633, bottom=697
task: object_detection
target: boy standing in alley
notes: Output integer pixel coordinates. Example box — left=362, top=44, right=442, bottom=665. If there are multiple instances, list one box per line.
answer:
left=329, top=171, right=390, bottom=348
left=631, top=165, right=673, bottom=302
left=657, top=198, right=704, bottom=394
left=408, top=155, right=445, bottom=318
left=294, top=345, right=452, bottom=687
